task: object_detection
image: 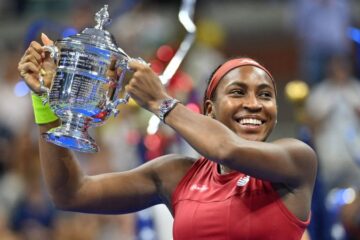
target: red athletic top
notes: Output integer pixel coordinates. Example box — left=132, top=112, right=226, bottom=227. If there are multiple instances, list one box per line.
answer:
left=172, top=157, right=310, bottom=240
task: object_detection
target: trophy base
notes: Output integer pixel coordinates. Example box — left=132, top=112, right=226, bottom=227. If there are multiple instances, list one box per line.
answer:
left=42, top=113, right=99, bottom=153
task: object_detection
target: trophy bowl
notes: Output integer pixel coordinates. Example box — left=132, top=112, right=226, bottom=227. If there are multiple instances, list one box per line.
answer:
left=41, top=5, right=131, bottom=153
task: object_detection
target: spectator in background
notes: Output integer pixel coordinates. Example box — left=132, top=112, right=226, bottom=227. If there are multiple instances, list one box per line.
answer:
left=305, top=54, right=360, bottom=240
left=305, top=55, right=360, bottom=191
left=291, top=0, right=352, bottom=86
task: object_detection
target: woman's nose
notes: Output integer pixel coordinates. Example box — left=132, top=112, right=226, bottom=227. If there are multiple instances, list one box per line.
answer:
left=243, top=95, right=262, bottom=111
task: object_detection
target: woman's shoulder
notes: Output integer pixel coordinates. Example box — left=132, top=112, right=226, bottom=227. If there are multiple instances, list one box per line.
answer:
left=272, top=137, right=315, bottom=153
left=130, top=154, right=198, bottom=184
left=143, top=154, right=198, bottom=205
left=143, top=154, right=198, bottom=184
left=150, top=154, right=198, bottom=172
left=271, top=138, right=316, bottom=163
left=272, top=138, right=317, bottom=182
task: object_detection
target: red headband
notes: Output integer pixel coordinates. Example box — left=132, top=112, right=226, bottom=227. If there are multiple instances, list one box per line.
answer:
left=205, top=58, right=275, bottom=100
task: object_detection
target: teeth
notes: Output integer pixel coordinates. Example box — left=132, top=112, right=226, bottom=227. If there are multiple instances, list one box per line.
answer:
left=239, top=118, right=262, bottom=125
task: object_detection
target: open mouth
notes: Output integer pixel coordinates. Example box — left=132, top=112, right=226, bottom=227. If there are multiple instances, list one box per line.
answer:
left=237, top=118, right=265, bottom=127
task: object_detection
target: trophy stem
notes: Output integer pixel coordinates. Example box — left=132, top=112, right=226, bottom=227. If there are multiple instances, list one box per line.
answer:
left=42, top=113, right=99, bottom=153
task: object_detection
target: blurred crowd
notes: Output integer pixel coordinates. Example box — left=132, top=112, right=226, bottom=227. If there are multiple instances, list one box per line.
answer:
left=0, top=0, right=360, bottom=239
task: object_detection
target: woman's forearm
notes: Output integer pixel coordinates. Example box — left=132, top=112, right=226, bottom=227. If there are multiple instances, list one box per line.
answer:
left=165, top=104, right=238, bottom=162
left=38, top=120, right=85, bottom=205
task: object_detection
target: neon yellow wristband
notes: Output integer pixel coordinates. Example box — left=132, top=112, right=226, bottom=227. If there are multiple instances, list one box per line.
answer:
left=31, top=93, right=58, bottom=124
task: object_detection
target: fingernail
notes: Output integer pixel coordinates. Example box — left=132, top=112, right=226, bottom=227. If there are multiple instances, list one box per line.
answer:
left=40, top=69, right=46, bottom=76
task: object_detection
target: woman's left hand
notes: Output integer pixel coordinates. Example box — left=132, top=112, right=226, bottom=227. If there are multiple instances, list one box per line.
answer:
left=127, top=59, right=170, bottom=114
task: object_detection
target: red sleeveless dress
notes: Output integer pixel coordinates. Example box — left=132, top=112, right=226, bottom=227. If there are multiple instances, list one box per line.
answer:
left=172, top=157, right=310, bottom=239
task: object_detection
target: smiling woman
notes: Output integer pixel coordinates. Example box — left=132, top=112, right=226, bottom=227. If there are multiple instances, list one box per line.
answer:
left=203, top=58, right=277, bottom=142
left=18, top=36, right=317, bottom=240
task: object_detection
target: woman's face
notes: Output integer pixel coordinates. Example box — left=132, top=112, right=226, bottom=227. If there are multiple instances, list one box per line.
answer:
left=205, top=66, right=277, bottom=141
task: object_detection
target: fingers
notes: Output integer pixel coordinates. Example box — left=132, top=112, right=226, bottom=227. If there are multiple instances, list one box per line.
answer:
left=22, top=41, right=42, bottom=61
left=41, top=33, right=54, bottom=46
left=128, top=59, right=154, bottom=84
left=109, top=58, right=117, bottom=71
left=18, top=34, right=55, bottom=94
left=19, top=61, right=40, bottom=74
left=29, top=40, right=43, bottom=52
left=18, top=37, right=52, bottom=94
left=126, top=60, right=163, bottom=94
left=128, top=59, right=151, bottom=72
left=18, top=42, right=43, bottom=76
left=19, top=42, right=44, bottom=70
left=23, top=48, right=42, bottom=65
left=18, top=61, right=41, bottom=92
left=106, top=58, right=118, bottom=81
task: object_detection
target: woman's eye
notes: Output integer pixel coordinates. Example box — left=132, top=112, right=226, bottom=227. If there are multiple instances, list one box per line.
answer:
left=259, top=92, right=272, bottom=99
left=230, top=89, right=245, bottom=96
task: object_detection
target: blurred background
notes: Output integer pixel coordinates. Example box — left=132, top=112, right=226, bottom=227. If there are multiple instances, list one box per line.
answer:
left=1, top=0, right=360, bottom=239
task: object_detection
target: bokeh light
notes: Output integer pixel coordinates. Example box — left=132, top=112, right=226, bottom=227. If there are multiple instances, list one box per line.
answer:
left=156, top=45, right=174, bottom=62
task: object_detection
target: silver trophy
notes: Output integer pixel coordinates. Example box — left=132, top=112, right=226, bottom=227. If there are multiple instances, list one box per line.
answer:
left=40, top=5, right=134, bottom=153
left=40, top=1, right=197, bottom=153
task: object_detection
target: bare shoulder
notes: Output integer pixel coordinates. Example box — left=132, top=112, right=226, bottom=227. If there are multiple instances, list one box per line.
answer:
left=272, top=138, right=317, bottom=184
left=149, top=154, right=197, bottom=172
left=149, top=154, right=197, bottom=187
left=131, top=154, right=196, bottom=174
left=272, top=138, right=317, bottom=162
left=144, top=154, right=197, bottom=207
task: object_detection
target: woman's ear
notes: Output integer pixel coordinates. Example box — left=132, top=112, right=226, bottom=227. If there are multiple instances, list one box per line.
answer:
left=204, top=99, right=215, bottom=118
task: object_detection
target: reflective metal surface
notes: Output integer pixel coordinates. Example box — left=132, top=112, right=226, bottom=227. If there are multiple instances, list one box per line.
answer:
left=42, top=5, right=130, bottom=153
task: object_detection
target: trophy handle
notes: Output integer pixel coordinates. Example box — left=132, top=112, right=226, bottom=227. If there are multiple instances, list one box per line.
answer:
left=37, top=69, right=50, bottom=105
left=106, top=57, right=148, bottom=117
left=37, top=45, right=59, bottom=105
left=107, top=94, right=130, bottom=117
left=105, top=59, right=130, bottom=117
left=43, top=45, right=59, bottom=60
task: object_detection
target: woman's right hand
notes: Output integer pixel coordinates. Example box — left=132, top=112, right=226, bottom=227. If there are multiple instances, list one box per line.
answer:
left=18, top=33, right=56, bottom=94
